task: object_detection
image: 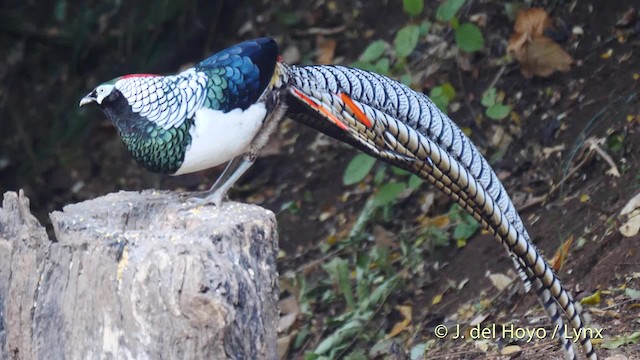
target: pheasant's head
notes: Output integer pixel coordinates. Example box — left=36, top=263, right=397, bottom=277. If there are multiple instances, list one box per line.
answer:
left=79, top=83, right=117, bottom=107
left=79, top=75, right=159, bottom=128
left=79, top=78, right=127, bottom=126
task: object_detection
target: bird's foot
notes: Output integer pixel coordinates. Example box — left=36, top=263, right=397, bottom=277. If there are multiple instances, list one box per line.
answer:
left=181, top=190, right=226, bottom=211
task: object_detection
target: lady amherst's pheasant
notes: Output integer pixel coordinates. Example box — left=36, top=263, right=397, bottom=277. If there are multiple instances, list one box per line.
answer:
left=80, top=38, right=596, bottom=360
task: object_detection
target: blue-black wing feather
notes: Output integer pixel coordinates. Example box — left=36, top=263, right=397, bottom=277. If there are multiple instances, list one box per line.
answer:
left=196, top=37, right=278, bottom=111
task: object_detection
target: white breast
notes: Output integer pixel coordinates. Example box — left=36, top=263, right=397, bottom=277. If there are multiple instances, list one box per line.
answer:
left=173, top=103, right=266, bottom=175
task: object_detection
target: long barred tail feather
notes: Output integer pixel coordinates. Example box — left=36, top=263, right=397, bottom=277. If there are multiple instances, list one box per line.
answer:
left=279, top=62, right=596, bottom=359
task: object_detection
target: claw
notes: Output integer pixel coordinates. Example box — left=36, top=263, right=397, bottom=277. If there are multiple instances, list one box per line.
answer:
left=182, top=191, right=226, bottom=211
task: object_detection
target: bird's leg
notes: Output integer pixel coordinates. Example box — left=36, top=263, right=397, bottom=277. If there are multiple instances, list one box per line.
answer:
left=184, top=96, right=288, bottom=209
left=185, top=155, right=256, bottom=207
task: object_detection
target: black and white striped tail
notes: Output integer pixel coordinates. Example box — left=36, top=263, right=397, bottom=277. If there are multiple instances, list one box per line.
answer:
left=279, top=62, right=596, bottom=360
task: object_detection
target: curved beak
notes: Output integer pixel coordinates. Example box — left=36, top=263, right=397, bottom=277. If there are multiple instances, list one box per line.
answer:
left=79, top=91, right=97, bottom=107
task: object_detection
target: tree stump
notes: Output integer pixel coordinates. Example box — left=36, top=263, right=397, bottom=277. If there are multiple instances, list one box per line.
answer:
left=0, top=190, right=280, bottom=360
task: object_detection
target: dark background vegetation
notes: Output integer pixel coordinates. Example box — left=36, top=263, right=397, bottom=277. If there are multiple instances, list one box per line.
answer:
left=1, top=0, right=639, bottom=359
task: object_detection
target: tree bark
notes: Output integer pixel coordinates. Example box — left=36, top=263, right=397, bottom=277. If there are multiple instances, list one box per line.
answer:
left=0, top=190, right=280, bottom=360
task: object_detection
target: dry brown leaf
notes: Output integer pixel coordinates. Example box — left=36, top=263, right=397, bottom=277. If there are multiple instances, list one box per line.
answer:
left=508, top=8, right=573, bottom=78
left=474, top=341, right=489, bottom=352
left=501, top=345, right=522, bottom=356
left=551, top=235, right=574, bottom=271
left=513, top=8, right=550, bottom=40
left=488, top=273, right=513, bottom=291
left=620, top=210, right=640, bottom=237
left=374, top=225, right=398, bottom=248
left=542, top=144, right=566, bottom=158
left=278, top=313, right=298, bottom=334
left=427, top=214, right=451, bottom=228
left=469, top=313, right=489, bottom=326
left=277, top=334, right=294, bottom=360
left=518, top=37, right=573, bottom=78
left=386, top=305, right=412, bottom=338
left=316, top=37, right=336, bottom=65
left=508, top=8, right=550, bottom=56
left=278, top=296, right=300, bottom=333
left=620, top=192, right=640, bottom=216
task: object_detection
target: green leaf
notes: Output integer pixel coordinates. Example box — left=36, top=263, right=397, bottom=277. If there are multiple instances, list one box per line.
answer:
left=372, top=182, right=407, bottom=207
left=408, top=174, right=423, bottom=189
left=410, top=342, right=430, bottom=360
left=453, top=224, right=476, bottom=241
left=359, top=40, right=387, bottom=62
left=344, top=349, right=368, bottom=360
left=625, top=288, right=640, bottom=300
left=374, top=57, right=390, bottom=74
left=481, top=87, right=497, bottom=107
left=425, top=227, right=450, bottom=247
left=455, top=23, right=484, bottom=52
left=351, top=60, right=378, bottom=72
left=602, top=331, right=640, bottom=349
left=322, top=257, right=355, bottom=310
left=355, top=253, right=371, bottom=301
left=402, top=0, right=424, bottom=16
left=373, top=166, right=387, bottom=185
left=430, top=87, right=449, bottom=113
left=429, top=83, right=456, bottom=111
left=431, top=95, right=449, bottom=113
left=277, top=11, right=300, bottom=26
left=391, top=166, right=410, bottom=176
left=430, top=87, right=443, bottom=98
left=364, top=275, right=400, bottom=308
left=400, top=73, right=413, bottom=86
left=314, top=319, right=365, bottom=354
left=343, top=153, right=377, bottom=185
left=607, top=133, right=624, bottom=152
left=419, top=21, right=432, bottom=36
left=371, top=245, right=391, bottom=275
left=486, top=104, right=511, bottom=120
left=440, top=82, right=457, bottom=101
left=349, top=199, right=378, bottom=238
left=394, top=24, right=420, bottom=58
left=293, top=325, right=311, bottom=349
left=453, top=212, right=480, bottom=240
left=279, top=200, right=300, bottom=214
left=450, top=17, right=460, bottom=30
left=436, top=0, right=465, bottom=22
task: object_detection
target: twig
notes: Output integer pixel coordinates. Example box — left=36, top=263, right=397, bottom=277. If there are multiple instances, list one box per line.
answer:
left=293, top=247, right=343, bottom=273
left=601, top=298, right=638, bottom=311
left=295, top=25, right=347, bottom=36
left=585, top=137, right=621, bottom=177
left=520, top=91, right=638, bottom=212
left=484, top=64, right=507, bottom=95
